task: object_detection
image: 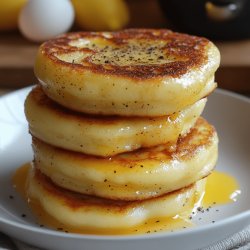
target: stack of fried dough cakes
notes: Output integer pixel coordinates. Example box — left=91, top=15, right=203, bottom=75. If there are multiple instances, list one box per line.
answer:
left=24, top=29, right=220, bottom=233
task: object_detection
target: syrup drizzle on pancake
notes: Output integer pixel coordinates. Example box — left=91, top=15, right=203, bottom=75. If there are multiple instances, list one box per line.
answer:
left=12, top=163, right=240, bottom=235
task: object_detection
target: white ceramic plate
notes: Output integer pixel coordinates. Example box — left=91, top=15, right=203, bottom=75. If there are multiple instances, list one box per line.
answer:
left=0, top=86, right=250, bottom=250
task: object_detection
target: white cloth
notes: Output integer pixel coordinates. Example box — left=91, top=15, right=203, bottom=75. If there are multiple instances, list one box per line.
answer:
left=201, top=225, right=250, bottom=250
left=1, top=225, right=250, bottom=250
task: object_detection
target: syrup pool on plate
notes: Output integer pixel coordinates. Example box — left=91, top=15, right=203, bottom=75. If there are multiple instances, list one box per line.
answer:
left=12, top=163, right=240, bottom=235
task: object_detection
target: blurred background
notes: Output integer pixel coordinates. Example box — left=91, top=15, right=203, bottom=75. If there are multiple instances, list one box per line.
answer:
left=0, top=0, right=249, bottom=96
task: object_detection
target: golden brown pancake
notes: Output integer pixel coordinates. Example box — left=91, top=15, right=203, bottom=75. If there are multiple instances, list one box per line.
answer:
left=33, top=117, right=218, bottom=200
left=27, top=166, right=207, bottom=231
left=25, top=85, right=206, bottom=156
left=34, top=29, right=220, bottom=116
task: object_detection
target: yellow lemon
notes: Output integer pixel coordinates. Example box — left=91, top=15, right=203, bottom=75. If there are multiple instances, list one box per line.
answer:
left=0, top=0, right=27, bottom=30
left=71, top=0, right=129, bottom=31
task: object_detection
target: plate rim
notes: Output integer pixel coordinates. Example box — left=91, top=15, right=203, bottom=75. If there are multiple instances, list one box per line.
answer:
left=0, top=209, right=250, bottom=240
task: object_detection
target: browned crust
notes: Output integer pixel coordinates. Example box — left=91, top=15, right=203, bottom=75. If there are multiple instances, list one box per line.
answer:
left=174, top=117, right=216, bottom=160
left=33, top=168, right=199, bottom=211
left=39, top=29, right=210, bottom=80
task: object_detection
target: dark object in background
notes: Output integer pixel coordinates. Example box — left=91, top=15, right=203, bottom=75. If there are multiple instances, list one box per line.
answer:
left=158, top=0, right=250, bottom=40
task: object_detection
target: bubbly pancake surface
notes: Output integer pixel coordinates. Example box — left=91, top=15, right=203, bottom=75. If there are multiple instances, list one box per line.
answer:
left=27, top=166, right=206, bottom=231
left=26, top=85, right=206, bottom=156
left=35, top=29, right=220, bottom=116
left=33, top=117, right=218, bottom=200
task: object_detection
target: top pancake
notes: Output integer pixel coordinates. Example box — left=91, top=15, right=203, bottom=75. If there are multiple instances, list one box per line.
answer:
left=35, top=29, right=220, bottom=116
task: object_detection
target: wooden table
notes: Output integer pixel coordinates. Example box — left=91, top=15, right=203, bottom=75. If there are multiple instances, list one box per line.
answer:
left=0, top=32, right=38, bottom=89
